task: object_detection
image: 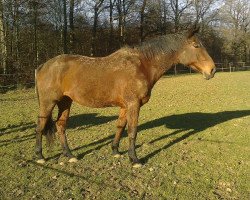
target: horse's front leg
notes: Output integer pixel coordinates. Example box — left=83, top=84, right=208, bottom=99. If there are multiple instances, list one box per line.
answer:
left=112, top=108, right=127, bottom=157
left=126, top=101, right=142, bottom=167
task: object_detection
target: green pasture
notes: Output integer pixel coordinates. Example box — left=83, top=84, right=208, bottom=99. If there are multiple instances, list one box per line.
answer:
left=0, top=71, right=249, bottom=199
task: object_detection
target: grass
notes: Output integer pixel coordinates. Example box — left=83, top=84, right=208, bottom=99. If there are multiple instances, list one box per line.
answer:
left=0, top=71, right=250, bottom=200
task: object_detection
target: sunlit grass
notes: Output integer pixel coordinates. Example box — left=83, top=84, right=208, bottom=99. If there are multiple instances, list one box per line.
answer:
left=0, top=71, right=249, bottom=199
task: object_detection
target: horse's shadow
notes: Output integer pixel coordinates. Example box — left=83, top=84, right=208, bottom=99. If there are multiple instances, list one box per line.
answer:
left=68, top=113, right=117, bottom=130
left=0, top=122, right=36, bottom=147
left=0, top=122, right=35, bottom=136
left=138, top=110, right=250, bottom=163
left=47, top=110, right=250, bottom=163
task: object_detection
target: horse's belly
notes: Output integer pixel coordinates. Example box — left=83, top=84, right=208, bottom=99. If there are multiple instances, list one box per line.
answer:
left=64, top=89, right=120, bottom=108
left=76, top=97, right=116, bottom=108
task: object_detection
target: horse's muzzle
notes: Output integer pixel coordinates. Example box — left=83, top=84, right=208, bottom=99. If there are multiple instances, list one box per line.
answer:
left=204, top=67, right=216, bottom=80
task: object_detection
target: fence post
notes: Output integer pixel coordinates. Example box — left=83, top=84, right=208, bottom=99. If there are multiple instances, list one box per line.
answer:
left=174, top=64, right=177, bottom=75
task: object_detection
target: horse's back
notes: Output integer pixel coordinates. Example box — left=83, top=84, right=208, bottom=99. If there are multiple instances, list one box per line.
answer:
left=36, top=49, right=142, bottom=85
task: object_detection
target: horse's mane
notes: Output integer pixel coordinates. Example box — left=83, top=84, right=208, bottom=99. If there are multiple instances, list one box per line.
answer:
left=136, top=32, right=188, bottom=59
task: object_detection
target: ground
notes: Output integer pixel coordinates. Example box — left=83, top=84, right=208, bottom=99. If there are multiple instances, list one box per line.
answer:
left=0, top=71, right=249, bottom=200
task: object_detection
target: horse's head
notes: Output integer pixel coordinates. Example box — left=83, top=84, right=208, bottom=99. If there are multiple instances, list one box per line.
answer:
left=178, top=26, right=216, bottom=80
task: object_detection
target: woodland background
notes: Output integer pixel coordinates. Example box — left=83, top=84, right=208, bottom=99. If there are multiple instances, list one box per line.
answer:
left=0, top=0, right=249, bottom=83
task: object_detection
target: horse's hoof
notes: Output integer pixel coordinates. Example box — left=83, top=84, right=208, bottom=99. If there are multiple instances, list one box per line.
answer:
left=36, top=159, right=45, bottom=164
left=113, top=154, right=121, bottom=158
left=68, top=157, right=78, bottom=163
left=132, top=163, right=143, bottom=168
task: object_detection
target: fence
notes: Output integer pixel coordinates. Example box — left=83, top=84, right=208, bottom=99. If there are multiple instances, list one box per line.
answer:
left=0, top=72, right=35, bottom=92
left=1, top=62, right=250, bottom=92
left=215, top=62, right=250, bottom=73
left=166, top=62, right=250, bottom=75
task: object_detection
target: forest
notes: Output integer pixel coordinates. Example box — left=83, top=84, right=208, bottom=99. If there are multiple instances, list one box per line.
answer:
left=0, top=0, right=249, bottom=80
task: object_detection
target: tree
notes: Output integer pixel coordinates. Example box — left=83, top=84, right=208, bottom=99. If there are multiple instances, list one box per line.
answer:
left=220, top=0, right=250, bottom=62
left=161, top=0, right=169, bottom=35
left=108, top=0, right=116, bottom=52
left=63, top=0, right=68, bottom=53
left=191, top=0, right=218, bottom=27
left=140, top=0, right=163, bottom=38
left=116, top=0, right=135, bottom=46
left=169, top=0, right=191, bottom=32
left=139, top=0, right=147, bottom=43
left=69, top=0, right=75, bottom=53
left=0, top=0, right=7, bottom=74
left=29, top=0, right=40, bottom=66
left=91, top=0, right=105, bottom=56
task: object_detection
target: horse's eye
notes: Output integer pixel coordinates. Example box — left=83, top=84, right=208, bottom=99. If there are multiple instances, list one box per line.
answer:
left=193, top=43, right=200, bottom=48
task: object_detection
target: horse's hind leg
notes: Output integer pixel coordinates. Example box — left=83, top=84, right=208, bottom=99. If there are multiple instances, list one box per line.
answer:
left=112, top=108, right=127, bottom=157
left=35, top=102, right=56, bottom=164
left=56, top=96, right=77, bottom=162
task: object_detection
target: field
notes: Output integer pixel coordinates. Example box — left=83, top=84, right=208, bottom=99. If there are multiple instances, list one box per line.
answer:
left=0, top=71, right=250, bottom=199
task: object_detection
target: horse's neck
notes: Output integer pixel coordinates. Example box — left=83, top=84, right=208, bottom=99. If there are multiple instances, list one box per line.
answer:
left=141, top=53, right=179, bottom=87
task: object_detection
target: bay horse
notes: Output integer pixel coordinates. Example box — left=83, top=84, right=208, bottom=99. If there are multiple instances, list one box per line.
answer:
left=35, top=26, right=216, bottom=167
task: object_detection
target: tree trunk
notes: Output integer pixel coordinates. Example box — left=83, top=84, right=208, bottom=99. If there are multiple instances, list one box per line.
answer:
left=91, top=0, right=105, bottom=56
left=121, top=0, right=126, bottom=45
left=174, top=0, right=179, bottom=32
left=13, top=0, right=19, bottom=65
left=109, top=0, right=116, bottom=52
left=69, top=0, right=75, bottom=54
left=91, top=5, right=98, bottom=56
left=117, top=0, right=126, bottom=46
left=33, top=1, right=38, bottom=67
left=0, top=0, right=7, bottom=74
left=63, top=0, right=68, bottom=54
left=117, top=0, right=122, bottom=46
left=140, top=0, right=147, bottom=43
left=162, top=0, right=167, bottom=35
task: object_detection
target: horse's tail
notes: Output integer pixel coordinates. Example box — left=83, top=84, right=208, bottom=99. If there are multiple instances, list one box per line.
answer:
left=35, top=66, right=56, bottom=147
left=35, top=69, right=39, bottom=105
left=43, top=115, right=56, bottom=147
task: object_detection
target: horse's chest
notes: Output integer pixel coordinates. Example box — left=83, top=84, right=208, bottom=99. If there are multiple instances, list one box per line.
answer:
left=134, top=80, right=151, bottom=105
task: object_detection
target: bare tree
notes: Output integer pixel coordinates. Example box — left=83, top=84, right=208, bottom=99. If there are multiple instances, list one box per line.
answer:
left=69, top=0, right=75, bottom=53
left=108, top=0, right=116, bottom=52
left=140, top=0, right=163, bottom=38
left=29, top=0, right=40, bottom=66
left=139, top=0, right=147, bottom=43
left=91, top=0, right=105, bottom=56
left=0, top=0, right=7, bottom=73
left=169, top=0, right=191, bottom=32
left=189, top=0, right=219, bottom=33
left=63, top=0, right=68, bottom=53
left=12, top=0, right=20, bottom=64
left=116, top=0, right=135, bottom=46
left=161, top=0, right=169, bottom=34
left=45, top=0, right=64, bottom=54
left=220, top=0, right=250, bottom=62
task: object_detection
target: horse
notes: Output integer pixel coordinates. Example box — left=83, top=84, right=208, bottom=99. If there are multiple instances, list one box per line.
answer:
left=35, top=26, right=216, bottom=167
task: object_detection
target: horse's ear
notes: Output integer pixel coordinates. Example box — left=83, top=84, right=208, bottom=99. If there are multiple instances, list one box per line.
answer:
left=187, top=24, right=200, bottom=38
